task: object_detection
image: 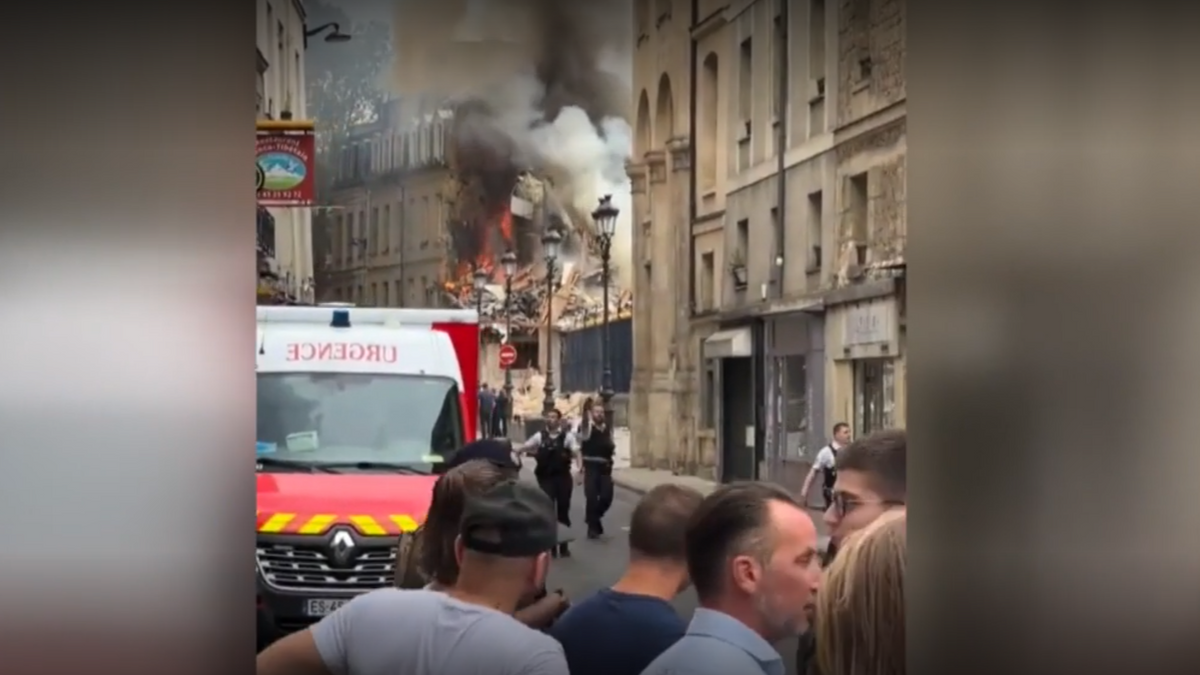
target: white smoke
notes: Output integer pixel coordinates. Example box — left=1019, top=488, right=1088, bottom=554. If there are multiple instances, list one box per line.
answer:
left=479, top=72, right=634, bottom=290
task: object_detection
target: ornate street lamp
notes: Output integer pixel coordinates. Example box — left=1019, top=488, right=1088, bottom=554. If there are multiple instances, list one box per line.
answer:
left=473, top=265, right=488, bottom=424
left=591, top=195, right=619, bottom=428
left=501, top=250, right=518, bottom=435
left=541, top=230, right=562, bottom=414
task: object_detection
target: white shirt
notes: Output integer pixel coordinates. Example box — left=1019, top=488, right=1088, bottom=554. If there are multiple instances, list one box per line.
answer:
left=517, top=430, right=580, bottom=453
left=814, top=443, right=841, bottom=471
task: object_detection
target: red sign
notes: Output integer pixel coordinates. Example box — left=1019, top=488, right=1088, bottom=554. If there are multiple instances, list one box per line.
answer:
left=498, top=344, right=518, bottom=369
left=257, top=129, right=315, bottom=206
left=286, top=342, right=397, bottom=364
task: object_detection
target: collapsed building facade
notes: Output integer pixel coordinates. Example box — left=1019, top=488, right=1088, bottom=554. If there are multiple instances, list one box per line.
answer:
left=321, top=99, right=633, bottom=421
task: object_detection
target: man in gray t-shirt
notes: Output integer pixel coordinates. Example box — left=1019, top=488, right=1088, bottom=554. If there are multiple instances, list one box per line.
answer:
left=257, top=480, right=569, bottom=675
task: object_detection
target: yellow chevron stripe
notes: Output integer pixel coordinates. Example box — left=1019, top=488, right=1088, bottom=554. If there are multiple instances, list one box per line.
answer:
left=260, top=513, right=296, bottom=533
left=350, top=515, right=387, bottom=536
left=390, top=514, right=420, bottom=532
left=297, top=514, right=337, bottom=535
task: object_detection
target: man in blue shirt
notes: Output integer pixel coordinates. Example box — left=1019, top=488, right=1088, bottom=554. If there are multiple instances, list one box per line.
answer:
left=550, top=484, right=704, bottom=675
left=640, top=482, right=822, bottom=675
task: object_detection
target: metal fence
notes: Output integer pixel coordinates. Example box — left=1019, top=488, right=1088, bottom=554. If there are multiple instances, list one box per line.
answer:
left=559, top=318, right=632, bottom=394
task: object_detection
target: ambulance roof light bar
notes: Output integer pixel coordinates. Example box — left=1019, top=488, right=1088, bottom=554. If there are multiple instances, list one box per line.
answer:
left=330, top=310, right=351, bottom=328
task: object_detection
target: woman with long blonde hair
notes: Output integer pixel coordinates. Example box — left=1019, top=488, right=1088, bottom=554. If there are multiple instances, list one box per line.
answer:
left=815, top=509, right=906, bottom=675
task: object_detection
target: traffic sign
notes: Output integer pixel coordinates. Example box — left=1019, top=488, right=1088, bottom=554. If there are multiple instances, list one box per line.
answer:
left=498, top=344, right=517, bottom=369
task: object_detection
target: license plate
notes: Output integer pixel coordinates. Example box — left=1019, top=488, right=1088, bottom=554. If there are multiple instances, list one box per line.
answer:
left=304, top=598, right=349, bottom=617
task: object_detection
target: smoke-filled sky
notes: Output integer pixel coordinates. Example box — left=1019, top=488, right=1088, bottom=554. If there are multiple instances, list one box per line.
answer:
left=316, top=0, right=636, bottom=289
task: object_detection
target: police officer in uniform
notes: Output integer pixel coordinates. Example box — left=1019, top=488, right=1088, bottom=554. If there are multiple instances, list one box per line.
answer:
left=516, top=408, right=580, bottom=557
left=577, top=401, right=616, bottom=539
left=800, top=422, right=851, bottom=510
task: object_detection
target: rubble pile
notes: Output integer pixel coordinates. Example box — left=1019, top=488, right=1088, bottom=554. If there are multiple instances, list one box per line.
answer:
left=444, top=260, right=632, bottom=334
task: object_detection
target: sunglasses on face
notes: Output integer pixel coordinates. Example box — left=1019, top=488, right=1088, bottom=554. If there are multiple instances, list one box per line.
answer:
left=830, top=492, right=905, bottom=517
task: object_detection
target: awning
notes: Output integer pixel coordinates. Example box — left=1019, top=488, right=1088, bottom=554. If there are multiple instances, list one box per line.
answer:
left=703, top=327, right=752, bottom=358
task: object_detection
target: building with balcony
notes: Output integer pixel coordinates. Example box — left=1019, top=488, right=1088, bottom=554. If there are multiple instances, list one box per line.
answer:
left=629, top=0, right=906, bottom=487
left=256, top=0, right=315, bottom=304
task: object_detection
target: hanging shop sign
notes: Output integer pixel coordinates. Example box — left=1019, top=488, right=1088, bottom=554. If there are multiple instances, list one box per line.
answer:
left=256, top=121, right=315, bottom=207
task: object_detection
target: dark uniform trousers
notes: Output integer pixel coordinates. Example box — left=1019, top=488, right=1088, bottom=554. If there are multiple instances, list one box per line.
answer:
left=583, top=463, right=613, bottom=530
left=534, top=431, right=574, bottom=530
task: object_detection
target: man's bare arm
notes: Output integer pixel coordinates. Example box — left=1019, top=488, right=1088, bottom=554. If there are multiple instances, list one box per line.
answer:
left=256, top=629, right=332, bottom=675
left=516, top=433, right=541, bottom=454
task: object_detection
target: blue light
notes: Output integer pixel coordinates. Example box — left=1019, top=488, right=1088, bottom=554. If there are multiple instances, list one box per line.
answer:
left=330, top=309, right=351, bottom=328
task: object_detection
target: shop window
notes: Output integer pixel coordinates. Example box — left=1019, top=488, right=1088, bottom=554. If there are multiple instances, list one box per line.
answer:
left=783, top=355, right=808, bottom=457
left=854, top=358, right=895, bottom=434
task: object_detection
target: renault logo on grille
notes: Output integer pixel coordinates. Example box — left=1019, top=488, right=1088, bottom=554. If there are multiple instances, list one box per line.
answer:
left=329, top=529, right=356, bottom=568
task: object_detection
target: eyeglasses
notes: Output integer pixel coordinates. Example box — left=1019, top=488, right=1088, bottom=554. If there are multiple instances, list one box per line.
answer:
left=830, top=493, right=905, bottom=517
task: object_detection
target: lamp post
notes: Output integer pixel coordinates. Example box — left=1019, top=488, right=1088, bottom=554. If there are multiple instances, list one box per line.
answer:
left=592, top=196, right=619, bottom=428
left=473, top=266, right=488, bottom=413
left=303, top=22, right=352, bottom=48
left=501, top=251, right=517, bottom=435
left=541, top=230, right=562, bottom=414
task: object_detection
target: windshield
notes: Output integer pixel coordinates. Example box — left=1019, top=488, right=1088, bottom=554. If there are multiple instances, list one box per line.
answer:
left=256, top=372, right=464, bottom=472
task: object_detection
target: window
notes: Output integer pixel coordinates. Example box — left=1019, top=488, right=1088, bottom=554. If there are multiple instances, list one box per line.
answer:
left=848, top=173, right=869, bottom=265
left=420, top=276, right=428, bottom=306
left=395, top=280, right=402, bottom=307
left=736, top=218, right=749, bottom=257
left=854, top=358, right=895, bottom=434
left=382, top=281, right=390, bottom=306
left=770, top=207, right=782, bottom=283
left=355, top=285, right=363, bottom=303
left=738, top=38, right=752, bottom=126
left=807, top=191, right=823, bottom=271
left=382, top=204, right=391, bottom=252
left=333, top=215, right=344, bottom=267
left=257, top=372, right=464, bottom=471
left=370, top=208, right=380, bottom=255
left=699, top=54, right=719, bottom=189
left=771, top=14, right=785, bottom=126
left=345, top=212, right=355, bottom=264
left=407, top=278, right=415, bottom=305
left=357, top=210, right=367, bottom=260
left=783, top=355, right=808, bottom=457
left=394, top=201, right=403, bottom=251
left=370, top=283, right=377, bottom=305
left=700, top=251, right=715, bottom=311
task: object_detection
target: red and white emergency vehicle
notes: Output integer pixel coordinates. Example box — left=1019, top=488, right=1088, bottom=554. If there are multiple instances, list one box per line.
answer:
left=255, top=304, right=479, bottom=649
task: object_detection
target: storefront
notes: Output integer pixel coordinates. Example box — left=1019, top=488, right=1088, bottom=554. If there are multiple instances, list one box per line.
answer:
left=762, top=308, right=826, bottom=489
left=826, top=278, right=907, bottom=435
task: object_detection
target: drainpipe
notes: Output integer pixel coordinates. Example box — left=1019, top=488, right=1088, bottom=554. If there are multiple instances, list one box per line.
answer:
left=687, top=0, right=699, bottom=316
left=772, top=0, right=789, bottom=300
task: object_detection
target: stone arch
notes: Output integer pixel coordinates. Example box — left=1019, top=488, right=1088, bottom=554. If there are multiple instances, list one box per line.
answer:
left=654, top=73, right=674, bottom=147
left=635, top=89, right=652, bottom=156
left=699, top=53, right=719, bottom=187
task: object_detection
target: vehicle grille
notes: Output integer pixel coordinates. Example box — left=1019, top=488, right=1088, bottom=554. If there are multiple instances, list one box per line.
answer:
left=256, top=542, right=396, bottom=592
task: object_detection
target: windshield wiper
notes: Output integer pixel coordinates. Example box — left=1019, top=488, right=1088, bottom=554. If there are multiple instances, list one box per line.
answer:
left=256, top=457, right=339, bottom=473
left=315, top=461, right=429, bottom=475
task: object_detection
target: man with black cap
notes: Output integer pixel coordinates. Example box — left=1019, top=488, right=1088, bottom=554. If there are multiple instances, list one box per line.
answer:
left=256, top=480, right=569, bottom=675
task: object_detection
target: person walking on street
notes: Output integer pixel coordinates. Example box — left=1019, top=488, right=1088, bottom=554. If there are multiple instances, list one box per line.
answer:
left=516, top=408, right=580, bottom=558
left=477, top=384, right=496, bottom=439
left=577, top=401, right=616, bottom=538
left=795, top=428, right=907, bottom=675
left=550, top=484, right=704, bottom=675
left=799, top=423, right=852, bottom=511
left=816, top=510, right=906, bottom=675
left=493, top=387, right=510, bottom=438
left=640, top=482, right=822, bottom=675
left=256, top=479, right=570, bottom=675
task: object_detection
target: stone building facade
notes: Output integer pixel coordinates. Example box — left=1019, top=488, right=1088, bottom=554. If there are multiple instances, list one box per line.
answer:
left=320, top=107, right=454, bottom=309
left=628, top=0, right=905, bottom=486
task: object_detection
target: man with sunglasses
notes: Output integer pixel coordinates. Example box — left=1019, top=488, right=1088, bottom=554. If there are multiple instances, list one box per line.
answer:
left=796, top=429, right=907, bottom=675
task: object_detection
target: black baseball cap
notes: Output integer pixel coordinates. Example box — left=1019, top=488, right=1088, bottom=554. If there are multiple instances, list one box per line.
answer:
left=446, top=439, right=520, bottom=472
left=459, top=480, right=558, bottom=557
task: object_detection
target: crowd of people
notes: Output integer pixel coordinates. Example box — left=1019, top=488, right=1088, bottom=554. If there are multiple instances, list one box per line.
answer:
left=256, top=426, right=906, bottom=675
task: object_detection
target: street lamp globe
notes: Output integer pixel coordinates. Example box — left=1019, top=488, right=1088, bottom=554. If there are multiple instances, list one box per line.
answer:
left=592, top=195, right=619, bottom=239
left=501, top=250, right=518, bottom=277
left=542, top=229, right=562, bottom=261
left=472, top=267, right=488, bottom=291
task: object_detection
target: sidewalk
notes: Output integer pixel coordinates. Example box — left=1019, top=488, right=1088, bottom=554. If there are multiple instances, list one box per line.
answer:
left=608, top=428, right=830, bottom=549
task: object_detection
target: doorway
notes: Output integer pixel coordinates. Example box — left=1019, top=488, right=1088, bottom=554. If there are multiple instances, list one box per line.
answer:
left=720, top=356, right=755, bottom=481
left=854, top=358, right=895, bottom=434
